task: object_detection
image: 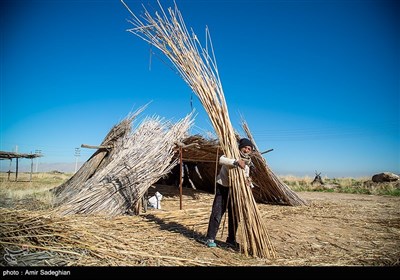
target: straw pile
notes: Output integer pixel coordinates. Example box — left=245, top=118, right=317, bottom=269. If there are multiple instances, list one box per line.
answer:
left=54, top=110, right=194, bottom=216
left=0, top=208, right=221, bottom=266
left=122, top=0, right=275, bottom=258
left=241, top=119, right=308, bottom=206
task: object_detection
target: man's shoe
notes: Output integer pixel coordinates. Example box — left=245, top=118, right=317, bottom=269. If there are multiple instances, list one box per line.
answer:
left=225, top=238, right=239, bottom=248
left=206, top=239, right=217, bottom=248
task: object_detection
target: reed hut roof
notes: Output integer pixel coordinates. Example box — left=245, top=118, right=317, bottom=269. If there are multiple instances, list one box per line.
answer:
left=52, top=106, right=194, bottom=217
left=0, top=151, right=42, bottom=160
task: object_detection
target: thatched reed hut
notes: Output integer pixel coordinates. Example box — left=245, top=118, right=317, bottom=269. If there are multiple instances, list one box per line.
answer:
left=52, top=106, right=194, bottom=216
left=52, top=118, right=306, bottom=219
left=160, top=134, right=307, bottom=206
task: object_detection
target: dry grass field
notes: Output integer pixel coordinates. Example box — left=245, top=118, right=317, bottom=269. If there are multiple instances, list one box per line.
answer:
left=0, top=172, right=399, bottom=267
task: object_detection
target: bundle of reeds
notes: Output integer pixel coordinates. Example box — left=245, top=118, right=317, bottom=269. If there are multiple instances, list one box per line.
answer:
left=55, top=112, right=194, bottom=216
left=121, top=0, right=275, bottom=258
left=241, top=119, right=308, bottom=206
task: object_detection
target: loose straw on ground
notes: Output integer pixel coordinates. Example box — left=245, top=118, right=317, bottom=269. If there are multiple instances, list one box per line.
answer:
left=0, top=208, right=247, bottom=266
left=121, top=0, right=275, bottom=258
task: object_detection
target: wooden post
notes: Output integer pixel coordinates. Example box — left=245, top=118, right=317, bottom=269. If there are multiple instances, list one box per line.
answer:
left=8, top=159, right=12, bottom=181
left=15, top=158, right=19, bottom=182
left=175, top=142, right=199, bottom=211
left=179, top=146, right=183, bottom=210
left=81, top=144, right=113, bottom=149
left=30, top=157, right=33, bottom=182
left=260, top=149, right=274, bottom=155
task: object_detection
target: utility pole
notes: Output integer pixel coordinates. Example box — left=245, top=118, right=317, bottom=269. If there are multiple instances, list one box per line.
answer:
left=74, top=147, right=81, bottom=173
left=35, top=150, right=42, bottom=173
left=15, top=145, right=18, bottom=181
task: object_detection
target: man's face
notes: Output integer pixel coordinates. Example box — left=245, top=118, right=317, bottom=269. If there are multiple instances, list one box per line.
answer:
left=240, top=145, right=252, bottom=155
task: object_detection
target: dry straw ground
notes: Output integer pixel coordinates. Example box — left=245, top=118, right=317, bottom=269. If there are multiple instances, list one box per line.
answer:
left=1, top=173, right=399, bottom=267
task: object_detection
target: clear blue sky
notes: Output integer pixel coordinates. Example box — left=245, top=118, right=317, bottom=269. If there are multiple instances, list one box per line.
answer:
left=1, top=0, right=399, bottom=177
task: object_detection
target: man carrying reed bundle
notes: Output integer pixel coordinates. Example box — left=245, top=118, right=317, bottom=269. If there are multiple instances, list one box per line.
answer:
left=206, top=138, right=255, bottom=248
left=121, top=0, right=276, bottom=258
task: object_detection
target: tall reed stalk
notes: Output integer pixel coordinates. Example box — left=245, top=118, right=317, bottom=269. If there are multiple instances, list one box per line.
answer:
left=121, top=0, right=275, bottom=258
